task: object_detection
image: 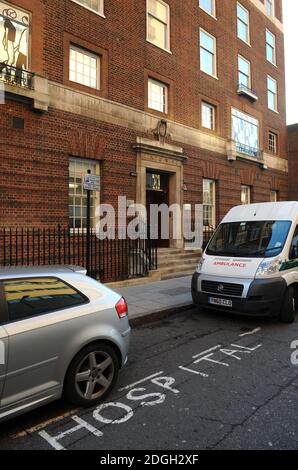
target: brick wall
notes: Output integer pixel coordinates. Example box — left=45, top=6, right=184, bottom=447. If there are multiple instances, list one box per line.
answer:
left=0, top=0, right=288, bottom=230
left=288, top=124, right=298, bottom=200
left=37, top=0, right=287, bottom=156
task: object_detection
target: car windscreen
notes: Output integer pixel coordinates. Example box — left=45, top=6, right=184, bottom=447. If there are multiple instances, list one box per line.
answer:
left=206, top=220, right=292, bottom=258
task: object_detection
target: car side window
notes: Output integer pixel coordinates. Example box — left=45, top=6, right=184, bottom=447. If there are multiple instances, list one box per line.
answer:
left=3, top=277, right=87, bottom=322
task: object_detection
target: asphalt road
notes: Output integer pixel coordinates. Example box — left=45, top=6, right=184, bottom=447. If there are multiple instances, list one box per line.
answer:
left=1, top=307, right=298, bottom=450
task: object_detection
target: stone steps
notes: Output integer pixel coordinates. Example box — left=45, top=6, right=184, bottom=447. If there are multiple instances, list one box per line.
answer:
left=154, top=248, right=201, bottom=281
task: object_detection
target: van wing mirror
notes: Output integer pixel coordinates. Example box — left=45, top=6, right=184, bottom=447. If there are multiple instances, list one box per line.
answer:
left=290, top=245, right=298, bottom=260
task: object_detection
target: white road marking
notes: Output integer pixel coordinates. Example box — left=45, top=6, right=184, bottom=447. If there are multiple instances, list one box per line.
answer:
left=179, top=366, right=209, bottom=378
left=231, top=343, right=262, bottom=351
left=194, top=353, right=229, bottom=367
left=239, top=328, right=261, bottom=337
left=39, top=415, right=103, bottom=450
left=93, top=402, right=134, bottom=425
left=151, top=376, right=180, bottom=394
left=193, top=345, right=222, bottom=359
left=126, top=388, right=166, bottom=407
left=118, top=371, right=164, bottom=392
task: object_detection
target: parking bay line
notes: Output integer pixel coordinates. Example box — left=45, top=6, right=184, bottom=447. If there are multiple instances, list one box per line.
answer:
left=118, top=371, right=164, bottom=392
left=239, top=328, right=262, bottom=337
left=192, top=345, right=222, bottom=359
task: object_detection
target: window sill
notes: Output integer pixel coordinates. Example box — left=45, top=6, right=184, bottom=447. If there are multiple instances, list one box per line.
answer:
left=201, top=126, right=217, bottom=134
left=71, top=0, right=106, bottom=18
left=146, top=39, right=172, bottom=55
left=69, top=79, right=100, bottom=92
left=268, top=108, right=279, bottom=115
left=266, top=59, right=278, bottom=68
left=200, top=70, right=219, bottom=81
left=199, top=7, right=217, bottom=20
left=237, top=37, right=251, bottom=47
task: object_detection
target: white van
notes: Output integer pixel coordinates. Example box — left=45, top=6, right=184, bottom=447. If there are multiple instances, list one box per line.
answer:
left=192, top=202, right=298, bottom=323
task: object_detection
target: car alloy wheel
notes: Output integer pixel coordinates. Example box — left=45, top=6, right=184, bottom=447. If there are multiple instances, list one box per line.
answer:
left=64, top=343, right=119, bottom=406
left=75, top=350, right=115, bottom=401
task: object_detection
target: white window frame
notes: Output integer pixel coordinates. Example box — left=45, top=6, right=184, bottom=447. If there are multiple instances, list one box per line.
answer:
left=69, top=158, right=100, bottom=231
left=69, top=45, right=100, bottom=90
left=146, top=0, right=171, bottom=53
left=148, top=77, right=168, bottom=113
left=265, top=0, right=275, bottom=18
left=232, top=108, right=259, bottom=156
left=266, top=29, right=276, bottom=66
left=200, top=28, right=217, bottom=78
left=270, top=190, right=278, bottom=202
left=241, top=185, right=251, bottom=205
left=237, top=2, right=250, bottom=45
left=238, top=55, right=251, bottom=88
left=203, top=179, right=216, bottom=228
left=199, top=0, right=216, bottom=19
left=201, top=102, right=216, bottom=130
left=267, top=75, right=278, bottom=112
left=269, top=131, right=278, bottom=153
left=71, top=0, right=105, bottom=17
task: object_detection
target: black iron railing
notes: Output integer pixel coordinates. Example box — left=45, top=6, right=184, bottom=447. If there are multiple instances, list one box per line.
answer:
left=0, top=227, right=158, bottom=283
left=237, top=83, right=258, bottom=100
left=203, top=226, right=216, bottom=244
left=0, top=63, right=34, bottom=89
left=235, top=142, right=264, bottom=160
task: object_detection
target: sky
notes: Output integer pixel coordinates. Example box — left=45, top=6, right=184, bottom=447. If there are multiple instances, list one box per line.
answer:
left=284, top=0, right=298, bottom=124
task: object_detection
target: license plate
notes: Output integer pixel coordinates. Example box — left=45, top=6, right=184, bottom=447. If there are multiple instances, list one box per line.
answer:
left=209, top=297, right=233, bottom=308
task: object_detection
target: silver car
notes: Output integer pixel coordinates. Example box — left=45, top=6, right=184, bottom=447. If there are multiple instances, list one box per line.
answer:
left=0, top=266, right=131, bottom=422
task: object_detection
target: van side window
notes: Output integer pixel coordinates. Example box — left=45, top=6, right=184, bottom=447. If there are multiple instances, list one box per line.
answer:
left=290, top=226, right=298, bottom=260
left=3, top=277, right=87, bottom=322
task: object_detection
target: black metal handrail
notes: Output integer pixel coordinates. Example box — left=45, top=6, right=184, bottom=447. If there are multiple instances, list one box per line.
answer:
left=0, top=63, right=34, bottom=89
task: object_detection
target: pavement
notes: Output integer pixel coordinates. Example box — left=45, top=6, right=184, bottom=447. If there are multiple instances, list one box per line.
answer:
left=113, top=275, right=193, bottom=321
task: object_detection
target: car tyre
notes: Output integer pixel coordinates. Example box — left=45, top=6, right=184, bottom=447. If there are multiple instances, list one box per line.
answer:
left=64, top=343, right=119, bottom=407
left=279, top=286, right=296, bottom=324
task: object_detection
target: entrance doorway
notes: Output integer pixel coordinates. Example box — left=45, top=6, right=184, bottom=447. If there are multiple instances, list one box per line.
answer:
left=146, top=170, right=170, bottom=248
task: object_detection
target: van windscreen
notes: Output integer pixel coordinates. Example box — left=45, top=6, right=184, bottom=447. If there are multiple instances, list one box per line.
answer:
left=206, top=220, right=292, bottom=258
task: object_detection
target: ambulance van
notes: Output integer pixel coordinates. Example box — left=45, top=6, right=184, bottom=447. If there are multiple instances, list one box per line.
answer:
left=192, top=202, right=298, bottom=323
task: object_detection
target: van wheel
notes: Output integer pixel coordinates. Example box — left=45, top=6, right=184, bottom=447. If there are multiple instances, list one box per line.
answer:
left=64, top=343, right=119, bottom=407
left=279, top=287, right=296, bottom=324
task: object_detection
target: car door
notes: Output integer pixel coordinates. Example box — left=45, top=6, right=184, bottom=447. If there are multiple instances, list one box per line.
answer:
left=0, top=283, right=9, bottom=404
left=1, top=276, right=87, bottom=409
left=0, top=326, right=8, bottom=405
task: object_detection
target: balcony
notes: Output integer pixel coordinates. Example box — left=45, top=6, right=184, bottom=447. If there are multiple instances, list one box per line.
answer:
left=0, top=63, right=34, bottom=89
left=235, top=142, right=263, bottom=159
left=0, top=63, right=49, bottom=112
left=237, top=83, right=258, bottom=102
left=227, top=140, right=267, bottom=169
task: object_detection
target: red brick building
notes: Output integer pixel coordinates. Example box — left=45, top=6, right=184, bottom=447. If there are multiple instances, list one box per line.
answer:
left=0, top=0, right=288, bottom=252
left=288, top=124, right=298, bottom=200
